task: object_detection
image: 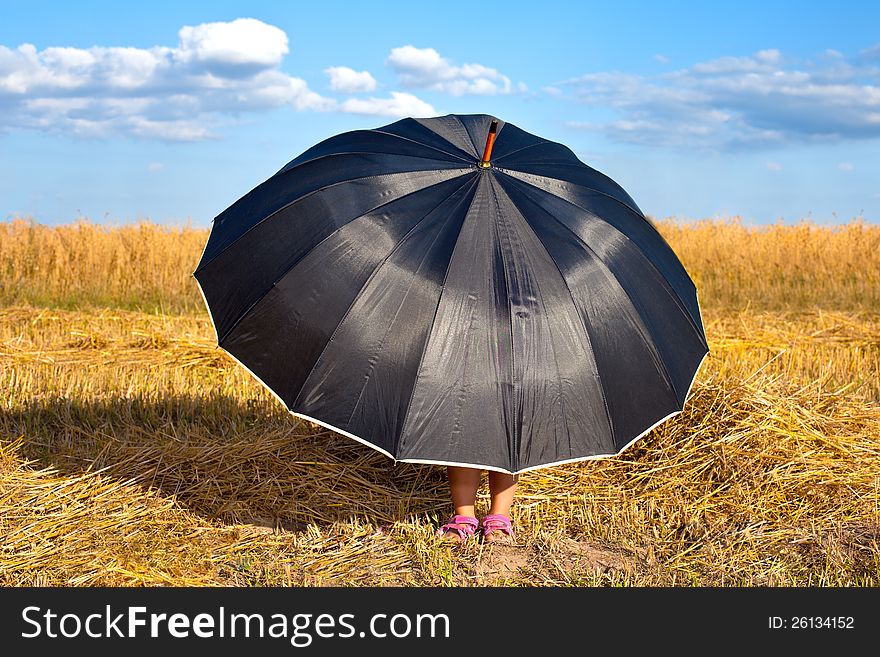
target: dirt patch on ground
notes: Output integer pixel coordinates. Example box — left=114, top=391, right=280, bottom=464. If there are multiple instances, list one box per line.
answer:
left=476, top=543, right=531, bottom=578
left=553, top=537, right=634, bottom=573
left=474, top=536, right=637, bottom=582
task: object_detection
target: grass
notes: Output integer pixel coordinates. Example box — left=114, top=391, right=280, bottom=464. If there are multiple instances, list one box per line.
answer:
left=1, top=217, right=879, bottom=586
left=657, top=216, right=880, bottom=311
left=2, top=216, right=879, bottom=313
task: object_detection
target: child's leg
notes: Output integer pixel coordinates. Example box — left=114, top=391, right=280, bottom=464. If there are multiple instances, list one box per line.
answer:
left=482, top=471, right=519, bottom=543
left=446, top=466, right=482, bottom=518
left=487, top=471, right=518, bottom=516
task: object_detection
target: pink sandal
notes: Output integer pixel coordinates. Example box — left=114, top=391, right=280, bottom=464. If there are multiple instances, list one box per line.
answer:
left=436, top=514, right=479, bottom=542
left=481, top=514, right=515, bottom=543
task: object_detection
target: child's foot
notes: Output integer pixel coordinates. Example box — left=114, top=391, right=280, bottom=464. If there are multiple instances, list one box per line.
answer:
left=481, top=514, right=515, bottom=544
left=436, top=515, right=479, bottom=543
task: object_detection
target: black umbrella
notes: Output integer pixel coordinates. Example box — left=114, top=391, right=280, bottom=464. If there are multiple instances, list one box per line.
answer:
left=193, top=114, right=708, bottom=474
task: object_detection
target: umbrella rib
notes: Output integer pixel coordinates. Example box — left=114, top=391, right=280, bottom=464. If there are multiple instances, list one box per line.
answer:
left=497, top=169, right=705, bottom=343
left=340, top=186, right=475, bottom=430
left=199, top=167, right=471, bottom=274
left=488, top=179, right=520, bottom=472
left=280, top=140, right=473, bottom=175
left=490, top=139, right=553, bottom=164
left=371, top=129, right=475, bottom=163
left=394, top=177, right=486, bottom=455
left=283, top=150, right=471, bottom=172
left=497, top=166, right=644, bottom=223
left=499, top=174, right=684, bottom=407
left=491, top=176, right=616, bottom=452
left=216, top=172, right=475, bottom=345
left=457, top=114, right=481, bottom=156
left=291, top=175, right=482, bottom=414
left=412, top=116, right=480, bottom=159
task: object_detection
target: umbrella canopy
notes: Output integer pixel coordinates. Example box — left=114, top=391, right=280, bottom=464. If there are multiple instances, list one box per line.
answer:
left=193, top=114, right=708, bottom=474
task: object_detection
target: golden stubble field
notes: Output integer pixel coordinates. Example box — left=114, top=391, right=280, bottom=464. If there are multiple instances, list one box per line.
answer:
left=1, top=217, right=879, bottom=586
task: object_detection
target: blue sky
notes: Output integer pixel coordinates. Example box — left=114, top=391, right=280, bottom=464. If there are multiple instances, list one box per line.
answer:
left=1, top=0, right=878, bottom=226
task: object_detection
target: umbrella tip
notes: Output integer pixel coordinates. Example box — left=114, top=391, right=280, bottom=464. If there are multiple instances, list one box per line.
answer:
left=478, top=120, right=499, bottom=168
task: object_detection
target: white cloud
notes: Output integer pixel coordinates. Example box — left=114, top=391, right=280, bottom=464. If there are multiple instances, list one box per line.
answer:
left=176, top=18, right=288, bottom=69
left=0, top=18, right=334, bottom=140
left=690, top=48, right=781, bottom=75
left=386, top=45, right=525, bottom=96
left=558, top=46, right=880, bottom=149
left=653, top=54, right=670, bottom=64
left=838, top=162, right=855, bottom=171
left=340, top=91, right=435, bottom=117
left=766, top=161, right=783, bottom=171
left=325, top=66, right=377, bottom=93
left=859, top=44, right=880, bottom=61
left=147, top=162, right=164, bottom=172
left=244, top=70, right=334, bottom=111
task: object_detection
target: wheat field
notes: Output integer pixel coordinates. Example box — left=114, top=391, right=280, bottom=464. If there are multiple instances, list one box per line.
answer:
left=1, top=217, right=878, bottom=586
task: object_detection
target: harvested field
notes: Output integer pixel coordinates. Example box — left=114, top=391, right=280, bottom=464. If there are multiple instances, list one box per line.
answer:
left=1, top=218, right=878, bottom=586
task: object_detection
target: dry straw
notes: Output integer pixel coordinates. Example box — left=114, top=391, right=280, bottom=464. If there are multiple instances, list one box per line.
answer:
left=1, top=218, right=879, bottom=586
left=2, top=216, right=879, bottom=313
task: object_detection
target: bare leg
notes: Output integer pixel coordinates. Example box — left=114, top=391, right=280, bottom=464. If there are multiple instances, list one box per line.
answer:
left=488, top=471, right=518, bottom=516
left=484, top=471, right=518, bottom=543
left=446, top=466, right=482, bottom=518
